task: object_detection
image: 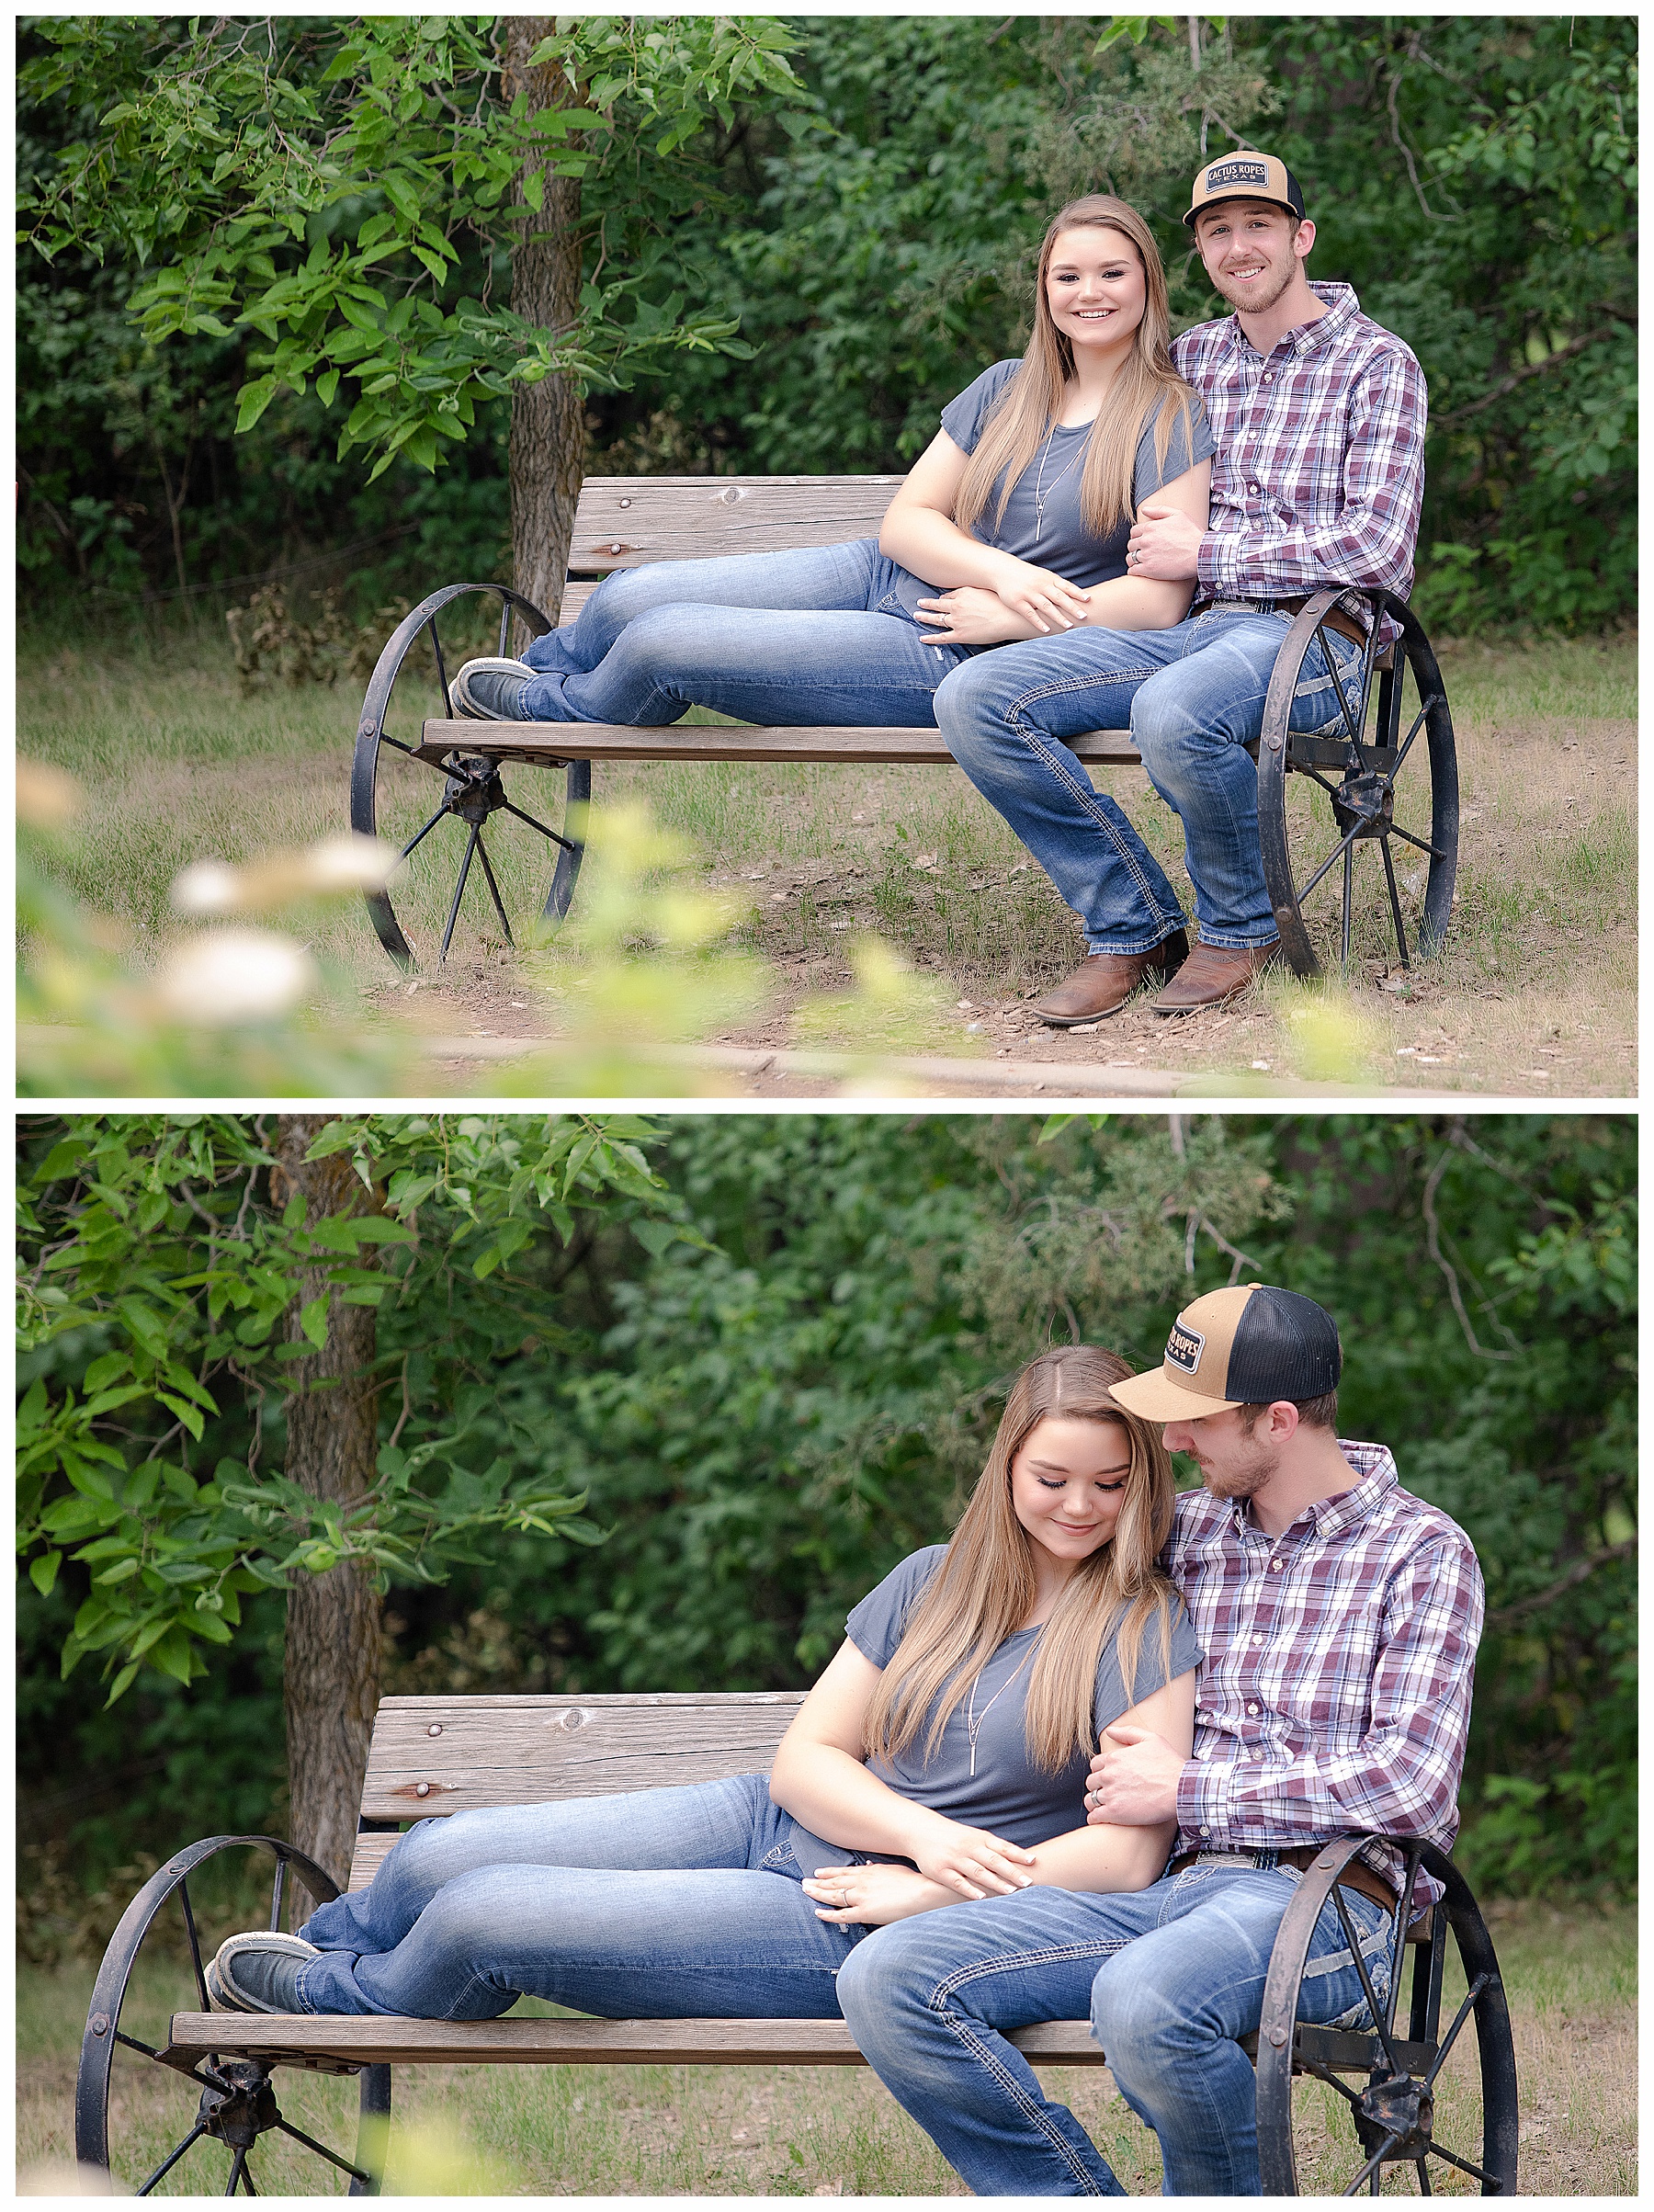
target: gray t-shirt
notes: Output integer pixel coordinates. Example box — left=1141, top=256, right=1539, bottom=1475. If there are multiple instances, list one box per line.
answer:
left=844, top=1544, right=1203, bottom=1847
left=888, top=360, right=1215, bottom=622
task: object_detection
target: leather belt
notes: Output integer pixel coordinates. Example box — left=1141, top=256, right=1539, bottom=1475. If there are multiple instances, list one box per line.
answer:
left=1168, top=1845, right=1397, bottom=1914
left=1207, top=595, right=1369, bottom=651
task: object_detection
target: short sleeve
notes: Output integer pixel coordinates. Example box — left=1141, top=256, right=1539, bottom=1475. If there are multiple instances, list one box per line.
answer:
left=845, top=1546, right=948, bottom=1668
left=1132, top=389, right=1216, bottom=504
left=1091, top=1592, right=1204, bottom=1736
left=939, top=360, right=1023, bottom=458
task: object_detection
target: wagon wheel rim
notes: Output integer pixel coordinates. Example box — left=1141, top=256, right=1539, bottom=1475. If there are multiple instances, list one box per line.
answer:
left=1253, top=1836, right=1518, bottom=2195
left=1257, top=591, right=1458, bottom=981
left=348, top=583, right=591, bottom=971
left=74, top=1833, right=380, bottom=2195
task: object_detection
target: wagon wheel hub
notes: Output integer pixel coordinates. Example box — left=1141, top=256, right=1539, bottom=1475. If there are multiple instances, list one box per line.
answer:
left=1330, top=769, right=1394, bottom=841
left=197, top=2060, right=282, bottom=2152
left=1354, top=2070, right=1434, bottom=2163
left=442, top=756, right=509, bottom=826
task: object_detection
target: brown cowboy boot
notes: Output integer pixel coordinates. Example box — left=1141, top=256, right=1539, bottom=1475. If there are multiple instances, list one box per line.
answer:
left=1150, top=937, right=1280, bottom=1015
left=1032, top=930, right=1189, bottom=1027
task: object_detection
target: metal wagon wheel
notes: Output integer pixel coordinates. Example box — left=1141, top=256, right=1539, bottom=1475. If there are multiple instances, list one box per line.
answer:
left=75, top=1833, right=389, bottom=2196
left=1256, top=589, right=1458, bottom=980
left=1254, top=1838, right=1519, bottom=2196
left=350, top=583, right=591, bottom=970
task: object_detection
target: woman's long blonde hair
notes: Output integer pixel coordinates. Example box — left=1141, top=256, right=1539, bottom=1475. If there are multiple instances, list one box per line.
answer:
left=954, top=195, right=1195, bottom=542
left=864, top=1345, right=1177, bottom=1775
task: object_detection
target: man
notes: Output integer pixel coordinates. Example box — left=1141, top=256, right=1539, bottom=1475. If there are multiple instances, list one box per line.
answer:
left=835, top=1284, right=1483, bottom=2195
left=931, top=155, right=1428, bottom=1022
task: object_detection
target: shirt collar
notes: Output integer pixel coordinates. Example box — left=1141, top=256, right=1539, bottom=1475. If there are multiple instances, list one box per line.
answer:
left=1229, top=1440, right=1398, bottom=1541
left=1218, top=279, right=1361, bottom=364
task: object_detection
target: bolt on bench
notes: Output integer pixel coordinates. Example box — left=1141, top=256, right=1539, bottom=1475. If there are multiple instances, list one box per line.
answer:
left=79, top=1690, right=1515, bottom=2195
left=350, top=477, right=1458, bottom=981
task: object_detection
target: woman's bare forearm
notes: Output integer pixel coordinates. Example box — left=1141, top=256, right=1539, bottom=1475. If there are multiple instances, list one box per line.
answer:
left=1024, top=1819, right=1175, bottom=1893
left=1076, top=574, right=1194, bottom=631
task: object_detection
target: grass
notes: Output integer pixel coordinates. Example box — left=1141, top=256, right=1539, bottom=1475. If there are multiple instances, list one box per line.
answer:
left=17, top=621, right=1635, bottom=1095
left=16, top=1897, right=1635, bottom=2196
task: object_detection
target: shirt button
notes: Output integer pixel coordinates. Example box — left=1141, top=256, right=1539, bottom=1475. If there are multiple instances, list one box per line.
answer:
left=1248, top=482, right=1260, bottom=494
left=1247, top=1704, right=1259, bottom=1716
left=1252, top=1633, right=1265, bottom=1647
left=1271, top=1560, right=1282, bottom=1570
left=1199, top=1825, right=1211, bottom=1837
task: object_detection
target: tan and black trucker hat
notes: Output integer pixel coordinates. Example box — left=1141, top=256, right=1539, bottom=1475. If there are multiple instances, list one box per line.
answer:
left=1184, top=152, right=1306, bottom=228
left=1109, top=1285, right=1341, bottom=1424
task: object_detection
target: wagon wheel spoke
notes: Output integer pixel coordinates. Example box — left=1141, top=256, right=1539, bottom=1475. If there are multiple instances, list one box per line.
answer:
left=473, top=834, right=516, bottom=948
left=1423, top=1973, right=1490, bottom=2088
left=503, top=797, right=578, bottom=855
left=1386, top=822, right=1448, bottom=863
left=1380, top=835, right=1411, bottom=969
left=1331, top=1888, right=1405, bottom=2080
left=399, top=804, right=450, bottom=862
left=1341, top=842, right=1355, bottom=970
left=1319, top=620, right=1372, bottom=763
left=1297, top=2058, right=1365, bottom=2107
left=1342, top=2127, right=1404, bottom=2196
left=427, top=617, right=453, bottom=720
left=437, top=824, right=481, bottom=964
left=114, top=2026, right=164, bottom=2060
left=1391, top=703, right=1431, bottom=776
left=268, top=1855, right=288, bottom=1934
left=1295, top=764, right=1345, bottom=802
left=225, top=2144, right=249, bottom=2195
left=274, top=2115, right=375, bottom=2182
left=1294, top=822, right=1364, bottom=907
left=240, top=2155, right=260, bottom=2195
left=1385, top=1853, right=1422, bottom=2036
left=1415, top=2157, right=1432, bottom=2194
left=137, top=2121, right=209, bottom=2195
left=177, top=1877, right=211, bottom=2013
left=1425, top=2140, right=1500, bottom=2187
left=497, top=599, right=512, bottom=657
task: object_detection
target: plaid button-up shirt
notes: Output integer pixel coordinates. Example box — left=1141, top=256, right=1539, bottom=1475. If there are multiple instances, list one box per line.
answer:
left=1167, top=1442, right=1483, bottom=1911
left=1170, top=282, right=1427, bottom=618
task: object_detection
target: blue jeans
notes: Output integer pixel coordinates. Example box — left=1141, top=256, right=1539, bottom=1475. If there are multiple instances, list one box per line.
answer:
left=294, top=1774, right=867, bottom=2018
left=933, top=608, right=1363, bottom=952
left=515, top=539, right=974, bottom=726
left=836, top=1860, right=1396, bottom=2196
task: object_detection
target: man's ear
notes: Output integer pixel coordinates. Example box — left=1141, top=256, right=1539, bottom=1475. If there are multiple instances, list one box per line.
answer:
left=1293, top=218, right=1316, bottom=263
left=1269, top=1400, right=1301, bottom=1443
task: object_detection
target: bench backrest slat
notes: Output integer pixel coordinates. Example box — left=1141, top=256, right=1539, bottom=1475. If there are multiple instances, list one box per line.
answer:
left=567, top=476, right=903, bottom=575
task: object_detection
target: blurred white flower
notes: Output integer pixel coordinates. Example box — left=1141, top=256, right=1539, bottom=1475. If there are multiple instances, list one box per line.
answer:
left=159, top=930, right=316, bottom=1025
left=303, top=833, right=399, bottom=893
left=171, top=861, right=242, bottom=916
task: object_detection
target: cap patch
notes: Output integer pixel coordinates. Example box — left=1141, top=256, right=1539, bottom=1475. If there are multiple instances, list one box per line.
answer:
left=1204, top=157, right=1268, bottom=191
left=1165, top=1320, right=1206, bottom=1376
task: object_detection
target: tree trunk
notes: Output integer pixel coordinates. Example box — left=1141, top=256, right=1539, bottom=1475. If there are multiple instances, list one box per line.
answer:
left=503, top=17, right=588, bottom=621
left=273, top=1117, right=384, bottom=1892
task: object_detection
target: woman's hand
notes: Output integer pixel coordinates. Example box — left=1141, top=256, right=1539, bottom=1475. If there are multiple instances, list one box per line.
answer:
left=913, top=586, right=1038, bottom=645
left=983, top=558, right=1092, bottom=636
left=905, top=1818, right=1037, bottom=1900
left=802, top=1863, right=959, bottom=1925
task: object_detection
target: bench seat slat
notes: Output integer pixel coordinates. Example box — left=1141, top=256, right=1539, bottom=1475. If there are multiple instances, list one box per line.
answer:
left=165, top=2013, right=1107, bottom=2070
left=417, top=719, right=1141, bottom=767
left=567, top=476, right=906, bottom=573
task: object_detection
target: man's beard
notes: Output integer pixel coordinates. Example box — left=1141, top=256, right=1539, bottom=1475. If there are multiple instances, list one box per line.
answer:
left=1210, top=255, right=1297, bottom=316
left=1199, top=1434, right=1280, bottom=1499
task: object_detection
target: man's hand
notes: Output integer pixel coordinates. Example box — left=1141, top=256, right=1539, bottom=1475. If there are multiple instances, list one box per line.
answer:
left=1084, top=1723, right=1186, bottom=1826
left=1126, top=501, right=1205, bottom=582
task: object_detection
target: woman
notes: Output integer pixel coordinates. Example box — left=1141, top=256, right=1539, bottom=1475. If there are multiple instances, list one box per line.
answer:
left=204, top=1344, right=1198, bottom=2029
left=450, top=196, right=1214, bottom=729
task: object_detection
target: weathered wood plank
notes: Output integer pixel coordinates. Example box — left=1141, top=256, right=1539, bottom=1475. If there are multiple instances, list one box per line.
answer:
left=568, top=477, right=905, bottom=573
left=417, top=719, right=1141, bottom=767
left=166, top=2013, right=1107, bottom=2070
left=359, top=1692, right=806, bottom=1820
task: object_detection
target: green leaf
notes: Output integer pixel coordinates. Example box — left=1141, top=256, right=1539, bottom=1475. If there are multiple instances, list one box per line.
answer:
left=300, top=1293, right=331, bottom=1351
left=104, top=1662, right=140, bottom=1708
left=28, top=1551, right=62, bottom=1598
left=233, top=375, right=281, bottom=436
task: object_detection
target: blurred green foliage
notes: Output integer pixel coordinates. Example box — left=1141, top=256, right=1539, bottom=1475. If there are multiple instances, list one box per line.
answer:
left=17, top=1113, right=1634, bottom=1902
left=18, top=16, right=1634, bottom=635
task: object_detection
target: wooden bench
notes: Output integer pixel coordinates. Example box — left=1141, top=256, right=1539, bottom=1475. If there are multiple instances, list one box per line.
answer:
left=80, top=1688, right=1516, bottom=2195
left=354, top=474, right=1455, bottom=981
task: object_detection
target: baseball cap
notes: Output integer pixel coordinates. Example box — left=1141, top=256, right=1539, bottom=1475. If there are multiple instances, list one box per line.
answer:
left=1184, top=152, right=1306, bottom=229
left=1108, top=1285, right=1341, bottom=1424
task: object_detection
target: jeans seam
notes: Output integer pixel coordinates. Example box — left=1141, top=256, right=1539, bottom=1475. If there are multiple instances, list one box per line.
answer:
left=923, top=1939, right=1127, bottom=2196
left=998, top=698, right=1185, bottom=935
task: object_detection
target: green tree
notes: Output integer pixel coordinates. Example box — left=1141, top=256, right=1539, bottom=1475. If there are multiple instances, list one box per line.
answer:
left=20, top=14, right=806, bottom=611
left=16, top=1110, right=687, bottom=1877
